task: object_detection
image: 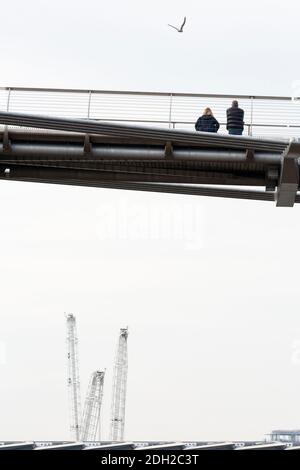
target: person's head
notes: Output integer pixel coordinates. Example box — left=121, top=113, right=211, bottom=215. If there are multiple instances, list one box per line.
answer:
left=232, top=100, right=239, bottom=108
left=203, top=107, right=213, bottom=116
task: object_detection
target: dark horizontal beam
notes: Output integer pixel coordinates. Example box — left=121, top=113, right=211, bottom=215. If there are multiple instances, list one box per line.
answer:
left=0, top=112, right=288, bottom=152
left=0, top=163, right=266, bottom=186
left=0, top=170, right=276, bottom=202
left=0, top=142, right=283, bottom=164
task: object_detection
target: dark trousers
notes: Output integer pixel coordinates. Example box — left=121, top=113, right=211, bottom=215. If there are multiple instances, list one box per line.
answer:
left=228, top=128, right=243, bottom=135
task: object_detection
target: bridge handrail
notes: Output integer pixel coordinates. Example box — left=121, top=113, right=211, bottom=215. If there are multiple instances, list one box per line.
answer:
left=1, top=86, right=300, bottom=138
left=0, top=86, right=299, bottom=101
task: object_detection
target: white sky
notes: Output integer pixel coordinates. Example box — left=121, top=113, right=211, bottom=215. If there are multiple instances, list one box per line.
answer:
left=0, top=0, right=300, bottom=442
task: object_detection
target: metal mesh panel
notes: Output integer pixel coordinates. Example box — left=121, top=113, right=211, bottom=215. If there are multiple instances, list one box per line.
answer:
left=0, top=89, right=10, bottom=112
left=171, top=96, right=253, bottom=127
left=8, top=90, right=90, bottom=118
left=90, top=92, right=170, bottom=122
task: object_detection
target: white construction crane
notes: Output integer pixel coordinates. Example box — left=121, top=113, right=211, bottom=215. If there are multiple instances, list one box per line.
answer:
left=66, top=313, right=82, bottom=441
left=81, top=370, right=105, bottom=441
left=110, top=327, right=129, bottom=441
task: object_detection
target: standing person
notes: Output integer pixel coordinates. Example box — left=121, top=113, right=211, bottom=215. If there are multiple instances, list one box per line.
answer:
left=226, top=100, right=244, bottom=135
left=195, top=108, right=220, bottom=133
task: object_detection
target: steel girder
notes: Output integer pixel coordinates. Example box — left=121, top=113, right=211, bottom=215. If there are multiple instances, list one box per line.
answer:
left=0, top=112, right=299, bottom=206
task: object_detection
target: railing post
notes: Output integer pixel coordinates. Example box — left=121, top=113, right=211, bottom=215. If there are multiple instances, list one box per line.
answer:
left=6, top=88, right=11, bottom=112
left=87, top=90, right=92, bottom=119
left=168, top=93, right=173, bottom=129
left=250, top=96, right=254, bottom=136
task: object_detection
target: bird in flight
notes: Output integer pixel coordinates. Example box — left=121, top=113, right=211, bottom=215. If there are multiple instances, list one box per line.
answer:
left=168, top=16, right=186, bottom=33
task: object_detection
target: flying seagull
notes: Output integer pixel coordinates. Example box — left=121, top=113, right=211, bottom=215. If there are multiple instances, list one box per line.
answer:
left=168, top=16, right=186, bottom=33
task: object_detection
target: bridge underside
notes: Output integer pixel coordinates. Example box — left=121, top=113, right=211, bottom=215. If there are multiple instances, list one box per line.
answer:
left=0, top=112, right=299, bottom=206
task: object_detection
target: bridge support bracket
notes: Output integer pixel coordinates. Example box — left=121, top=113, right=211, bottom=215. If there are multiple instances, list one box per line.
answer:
left=276, top=141, right=300, bottom=207
left=2, top=126, right=11, bottom=154
left=246, top=149, right=254, bottom=161
left=164, top=141, right=174, bottom=160
left=266, top=167, right=279, bottom=192
left=83, top=134, right=92, bottom=156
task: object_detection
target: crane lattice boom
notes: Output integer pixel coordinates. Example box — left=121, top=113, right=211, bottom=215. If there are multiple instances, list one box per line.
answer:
left=110, top=328, right=129, bottom=441
left=66, top=313, right=82, bottom=440
left=81, top=370, right=105, bottom=441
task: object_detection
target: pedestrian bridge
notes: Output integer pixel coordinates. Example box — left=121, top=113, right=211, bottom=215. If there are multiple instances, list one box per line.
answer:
left=0, top=86, right=300, bottom=207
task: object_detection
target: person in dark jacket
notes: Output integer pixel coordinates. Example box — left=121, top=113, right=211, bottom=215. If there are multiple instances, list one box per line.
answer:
left=195, top=107, right=220, bottom=133
left=226, top=100, right=244, bottom=135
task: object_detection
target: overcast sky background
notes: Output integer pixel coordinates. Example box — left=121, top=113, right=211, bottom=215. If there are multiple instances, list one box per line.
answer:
left=0, top=0, right=300, bottom=442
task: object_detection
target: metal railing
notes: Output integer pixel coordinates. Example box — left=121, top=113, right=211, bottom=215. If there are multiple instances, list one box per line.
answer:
left=1, top=86, right=300, bottom=139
